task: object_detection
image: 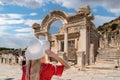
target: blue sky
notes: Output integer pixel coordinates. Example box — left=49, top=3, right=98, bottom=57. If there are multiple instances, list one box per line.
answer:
left=0, top=0, right=120, bottom=49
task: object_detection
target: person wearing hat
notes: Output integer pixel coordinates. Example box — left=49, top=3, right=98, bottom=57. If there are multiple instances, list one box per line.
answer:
left=21, top=36, right=70, bottom=80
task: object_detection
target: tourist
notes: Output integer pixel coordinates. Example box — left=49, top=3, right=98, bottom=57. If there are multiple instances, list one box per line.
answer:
left=21, top=37, right=70, bottom=80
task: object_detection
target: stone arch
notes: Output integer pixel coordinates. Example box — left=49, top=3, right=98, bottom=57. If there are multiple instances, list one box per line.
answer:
left=41, top=10, right=68, bottom=31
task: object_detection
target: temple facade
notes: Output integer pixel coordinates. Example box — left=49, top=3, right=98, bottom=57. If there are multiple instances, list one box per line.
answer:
left=32, top=5, right=100, bottom=68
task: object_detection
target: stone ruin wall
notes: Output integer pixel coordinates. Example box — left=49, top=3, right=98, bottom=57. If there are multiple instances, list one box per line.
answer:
left=0, top=49, right=25, bottom=65
left=98, top=17, right=120, bottom=49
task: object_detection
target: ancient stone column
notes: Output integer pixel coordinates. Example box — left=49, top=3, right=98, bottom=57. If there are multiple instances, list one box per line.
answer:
left=6, top=54, right=9, bottom=64
left=58, top=41, right=61, bottom=51
left=64, top=28, right=68, bottom=54
left=78, top=25, right=89, bottom=65
left=3, top=54, right=6, bottom=64
left=99, top=37, right=104, bottom=49
left=104, top=32, right=108, bottom=47
left=75, top=39, right=78, bottom=49
left=90, top=43, right=95, bottom=64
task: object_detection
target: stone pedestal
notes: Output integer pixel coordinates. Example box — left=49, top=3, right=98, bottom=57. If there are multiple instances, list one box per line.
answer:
left=76, top=51, right=85, bottom=70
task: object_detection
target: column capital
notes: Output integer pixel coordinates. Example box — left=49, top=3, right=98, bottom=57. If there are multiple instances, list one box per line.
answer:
left=64, top=28, right=68, bottom=33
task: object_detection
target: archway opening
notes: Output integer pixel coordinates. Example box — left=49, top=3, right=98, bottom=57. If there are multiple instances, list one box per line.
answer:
left=49, top=20, right=63, bottom=52
left=49, top=20, right=62, bottom=34
left=49, top=20, right=63, bottom=62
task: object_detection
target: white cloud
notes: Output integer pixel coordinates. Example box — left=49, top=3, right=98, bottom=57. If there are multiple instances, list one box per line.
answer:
left=0, top=13, right=41, bottom=28
left=0, top=26, right=7, bottom=31
left=0, top=26, right=32, bottom=49
left=109, top=9, right=120, bottom=16
left=0, top=14, right=24, bottom=26
left=24, top=19, right=42, bottom=26
left=0, top=26, right=8, bottom=36
left=1, top=0, right=120, bottom=16
left=0, top=31, right=34, bottom=49
left=93, top=15, right=116, bottom=27
left=0, top=1, right=3, bottom=5
left=51, top=0, right=82, bottom=9
left=51, top=0, right=120, bottom=17
left=0, top=0, right=43, bottom=8
left=30, top=13, right=37, bottom=16
left=0, top=19, right=24, bottom=25
left=14, top=27, right=33, bottom=33
left=0, top=13, right=24, bottom=19
left=0, top=13, right=41, bottom=49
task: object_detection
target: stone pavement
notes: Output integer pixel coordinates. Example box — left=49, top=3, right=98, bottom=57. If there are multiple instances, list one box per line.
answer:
left=0, top=64, right=21, bottom=80
left=0, top=64, right=120, bottom=80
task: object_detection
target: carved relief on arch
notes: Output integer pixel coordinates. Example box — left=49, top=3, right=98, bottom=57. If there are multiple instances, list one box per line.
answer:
left=41, top=10, right=68, bottom=30
left=50, top=10, right=68, bottom=19
left=41, top=14, right=50, bottom=29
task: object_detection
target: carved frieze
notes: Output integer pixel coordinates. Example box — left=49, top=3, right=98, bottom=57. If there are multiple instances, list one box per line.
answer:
left=68, top=14, right=84, bottom=23
left=50, top=10, right=68, bottom=19
left=41, top=15, right=50, bottom=27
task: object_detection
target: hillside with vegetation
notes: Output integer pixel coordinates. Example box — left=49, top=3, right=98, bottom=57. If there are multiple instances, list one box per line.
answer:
left=97, top=17, right=120, bottom=34
left=0, top=47, right=14, bottom=50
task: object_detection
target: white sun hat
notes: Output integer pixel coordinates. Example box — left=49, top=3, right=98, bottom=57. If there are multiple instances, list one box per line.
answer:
left=25, top=37, right=50, bottom=60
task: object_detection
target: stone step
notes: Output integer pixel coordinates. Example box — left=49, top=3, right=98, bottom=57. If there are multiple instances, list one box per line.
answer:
left=97, top=55, right=120, bottom=57
left=86, top=62, right=117, bottom=70
left=97, top=55, right=120, bottom=59
left=98, top=53, right=120, bottom=55
left=97, top=57, right=120, bottom=61
left=96, top=57, right=120, bottom=60
left=98, top=49, right=120, bottom=52
left=93, top=47, right=120, bottom=70
left=98, top=52, right=118, bottom=55
left=96, top=58, right=118, bottom=61
left=86, top=66, right=117, bottom=70
left=95, top=59, right=115, bottom=63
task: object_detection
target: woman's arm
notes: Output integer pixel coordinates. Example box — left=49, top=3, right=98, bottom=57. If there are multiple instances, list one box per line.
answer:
left=45, top=49, right=70, bottom=70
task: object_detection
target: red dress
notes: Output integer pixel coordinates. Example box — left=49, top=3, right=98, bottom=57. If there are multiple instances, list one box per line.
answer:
left=22, top=65, right=26, bottom=80
left=21, top=63, right=64, bottom=80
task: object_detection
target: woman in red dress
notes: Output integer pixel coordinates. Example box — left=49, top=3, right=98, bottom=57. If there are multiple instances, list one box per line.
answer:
left=21, top=48, right=70, bottom=80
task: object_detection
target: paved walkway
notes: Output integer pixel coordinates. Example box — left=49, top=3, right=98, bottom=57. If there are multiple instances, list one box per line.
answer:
left=0, top=64, right=21, bottom=80
left=0, top=64, right=120, bottom=80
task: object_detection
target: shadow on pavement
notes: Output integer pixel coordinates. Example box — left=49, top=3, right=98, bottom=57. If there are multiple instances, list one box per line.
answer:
left=5, top=78, right=14, bottom=80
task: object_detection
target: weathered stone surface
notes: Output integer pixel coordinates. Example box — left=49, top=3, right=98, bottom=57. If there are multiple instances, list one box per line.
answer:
left=1, top=64, right=120, bottom=80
